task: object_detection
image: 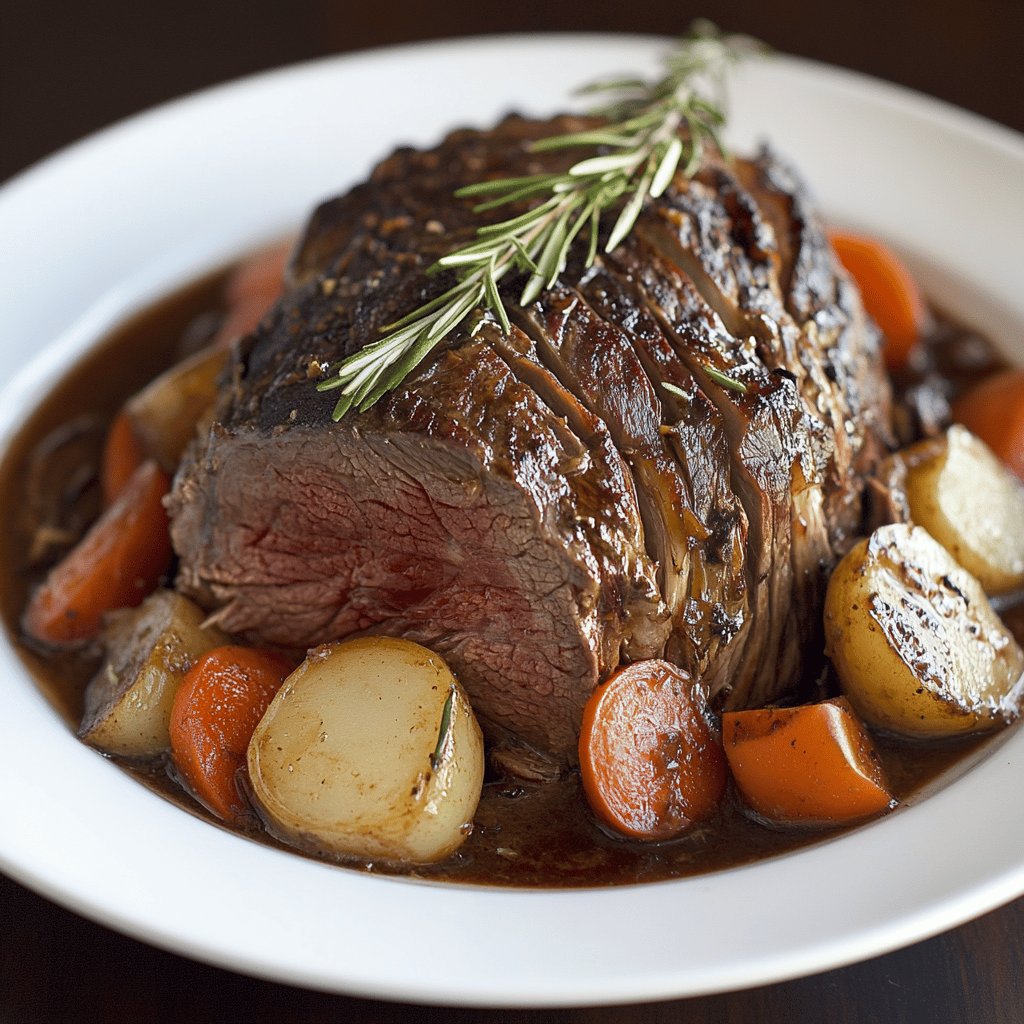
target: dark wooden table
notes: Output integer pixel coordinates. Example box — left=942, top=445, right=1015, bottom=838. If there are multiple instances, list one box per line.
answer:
left=3, top=2, right=1022, bottom=1021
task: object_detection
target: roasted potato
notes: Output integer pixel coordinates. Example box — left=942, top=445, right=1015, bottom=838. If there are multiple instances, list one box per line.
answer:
left=125, top=345, right=226, bottom=472
left=901, top=425, right=1024, bottom=595
left=824, top=523, right=1024, bottom=737
left=79, top=589, right=227, bottom=757
left=248, top=637, right=485, bottom=864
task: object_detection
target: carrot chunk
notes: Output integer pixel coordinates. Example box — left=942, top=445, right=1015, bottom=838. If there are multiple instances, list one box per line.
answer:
left=170, top=646, right=293, bottom=824
left=23, top=460, right=172, bottom=647
left=830, top=231, right=926, bottom=373
left=100, top=409, right=145, bottom=506
left=578, top=660, right=727, bottom=840
left=723, top=698, right=894, bottom=825
left=951, top=368, right=1024, bottom=482
left=212, top=240, right=291, bottom=349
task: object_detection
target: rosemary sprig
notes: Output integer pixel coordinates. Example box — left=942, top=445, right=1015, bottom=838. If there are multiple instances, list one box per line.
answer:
left=319, top=21, right=764, bottom=420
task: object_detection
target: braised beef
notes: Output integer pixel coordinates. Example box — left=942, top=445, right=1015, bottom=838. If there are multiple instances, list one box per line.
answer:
left=168, top=115, right=892, bottom=762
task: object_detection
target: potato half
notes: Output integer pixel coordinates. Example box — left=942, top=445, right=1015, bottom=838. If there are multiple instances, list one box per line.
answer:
left=79, top=589, right=227, bottom=757
left=825, top=523, right=1024, bottom=737
left=248, top=637, right=484, bottom=864
left=902, top=424, right=1024, bottom=595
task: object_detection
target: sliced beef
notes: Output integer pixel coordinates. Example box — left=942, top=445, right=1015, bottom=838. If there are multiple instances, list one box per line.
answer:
left=511, top=287, right=698, bottom=631
left=172, top=323, right=666, bottom=758
left=169, top=115, right=892, bottom=762
left=605, top=236, right=810, bottom=708
left=736, top=147, right=894, bottom=547
left=578, top=258, right=752, bottom=692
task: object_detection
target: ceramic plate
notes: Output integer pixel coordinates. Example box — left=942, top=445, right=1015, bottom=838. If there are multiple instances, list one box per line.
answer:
left=1, top=34, right=1022, bottom=1007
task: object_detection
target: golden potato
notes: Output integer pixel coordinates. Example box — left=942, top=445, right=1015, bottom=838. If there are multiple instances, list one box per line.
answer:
left=902, top=425, right=1024, bottom=595
left=79, top=589, right=227, bottom=757
left=248, top=637, right=484, bottom=864
left=824, top=523, right=1024, bottom=737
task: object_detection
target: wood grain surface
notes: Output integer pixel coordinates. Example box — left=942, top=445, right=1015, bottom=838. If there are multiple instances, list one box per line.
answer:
left=2, top=2, right=1022, bottom=1020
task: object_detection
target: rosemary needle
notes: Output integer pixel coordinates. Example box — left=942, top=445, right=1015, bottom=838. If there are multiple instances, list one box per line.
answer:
left=318, top=21, right=765, bottom=420
left=431, top=686, right=455, bottom=770
left=703, top=365, right=749, bottom=394
left=663, top=364, right=749, bottom=400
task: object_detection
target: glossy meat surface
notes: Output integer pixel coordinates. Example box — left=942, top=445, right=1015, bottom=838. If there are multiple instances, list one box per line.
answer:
left=169, top=116, right=891, bottom=760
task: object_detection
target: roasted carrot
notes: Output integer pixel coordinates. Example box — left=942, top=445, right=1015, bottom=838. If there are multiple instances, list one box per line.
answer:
left=23, top=460, right=172, bottom=647
left=100, top=409, right=144, bottom=506
left=830, top=231, right=926, bottom=373
left=722, top=697, right=894, bottom=825
left=211, top=240, right=291, bottom=349
left=578, top=659, right=727, bottom=840
left=170, top=645, right=293, bottom=824
left=951, top=368, right=1024, bottom=482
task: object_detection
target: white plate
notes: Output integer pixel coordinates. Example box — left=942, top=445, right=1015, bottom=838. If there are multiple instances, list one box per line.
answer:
left=1, top=34, right=1022, bottom=1008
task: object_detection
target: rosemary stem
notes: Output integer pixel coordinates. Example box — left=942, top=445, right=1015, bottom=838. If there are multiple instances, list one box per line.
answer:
left=317, top=22, right=763, bottom=420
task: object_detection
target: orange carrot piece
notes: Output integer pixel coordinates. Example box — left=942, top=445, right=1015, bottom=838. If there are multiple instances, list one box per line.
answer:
left=23, top=460, right=172, bottom=647
left=830, top=231, right=926, bottom=373
left=723, top=698, right=894, bottom=825
left=578, top=659, right=727, bottom=840
left=951, top=368, right=1024, bottom=482
left=212, top=240, right=291, bottom=349
left=170, top=646, right=292, bottom=823
left=100, top=409, right=145, bottom=506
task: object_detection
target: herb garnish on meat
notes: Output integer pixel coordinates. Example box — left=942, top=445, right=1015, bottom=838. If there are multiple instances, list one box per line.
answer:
left=317, top=21, right=765, bottom=419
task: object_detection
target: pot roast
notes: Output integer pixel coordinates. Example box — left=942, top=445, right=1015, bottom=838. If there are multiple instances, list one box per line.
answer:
left=168, top=115, right=892, bottom=762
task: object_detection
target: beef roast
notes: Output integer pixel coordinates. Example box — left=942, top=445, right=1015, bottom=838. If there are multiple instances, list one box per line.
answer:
left=168, top=115, right=892, bottom=761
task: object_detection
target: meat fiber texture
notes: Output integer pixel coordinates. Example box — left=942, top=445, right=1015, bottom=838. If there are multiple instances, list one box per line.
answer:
left=169, top=115, right=892, bottom=763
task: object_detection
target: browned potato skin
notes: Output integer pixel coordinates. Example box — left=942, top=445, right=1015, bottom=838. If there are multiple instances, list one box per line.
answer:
left=825, top=523, right=1024, bottom=738
left=79, top=589, right=227, bottom=757
left=901, top=425, right=1024, bottom=595
left=126, top=345, right=226, bottom=472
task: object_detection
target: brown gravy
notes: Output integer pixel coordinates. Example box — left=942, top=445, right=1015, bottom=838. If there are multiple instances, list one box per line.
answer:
left=0, top=268, right=1013, bottom=887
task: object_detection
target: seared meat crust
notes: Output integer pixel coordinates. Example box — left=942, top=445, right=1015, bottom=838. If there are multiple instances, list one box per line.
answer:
left=169, top=115, right=891, bottom=760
